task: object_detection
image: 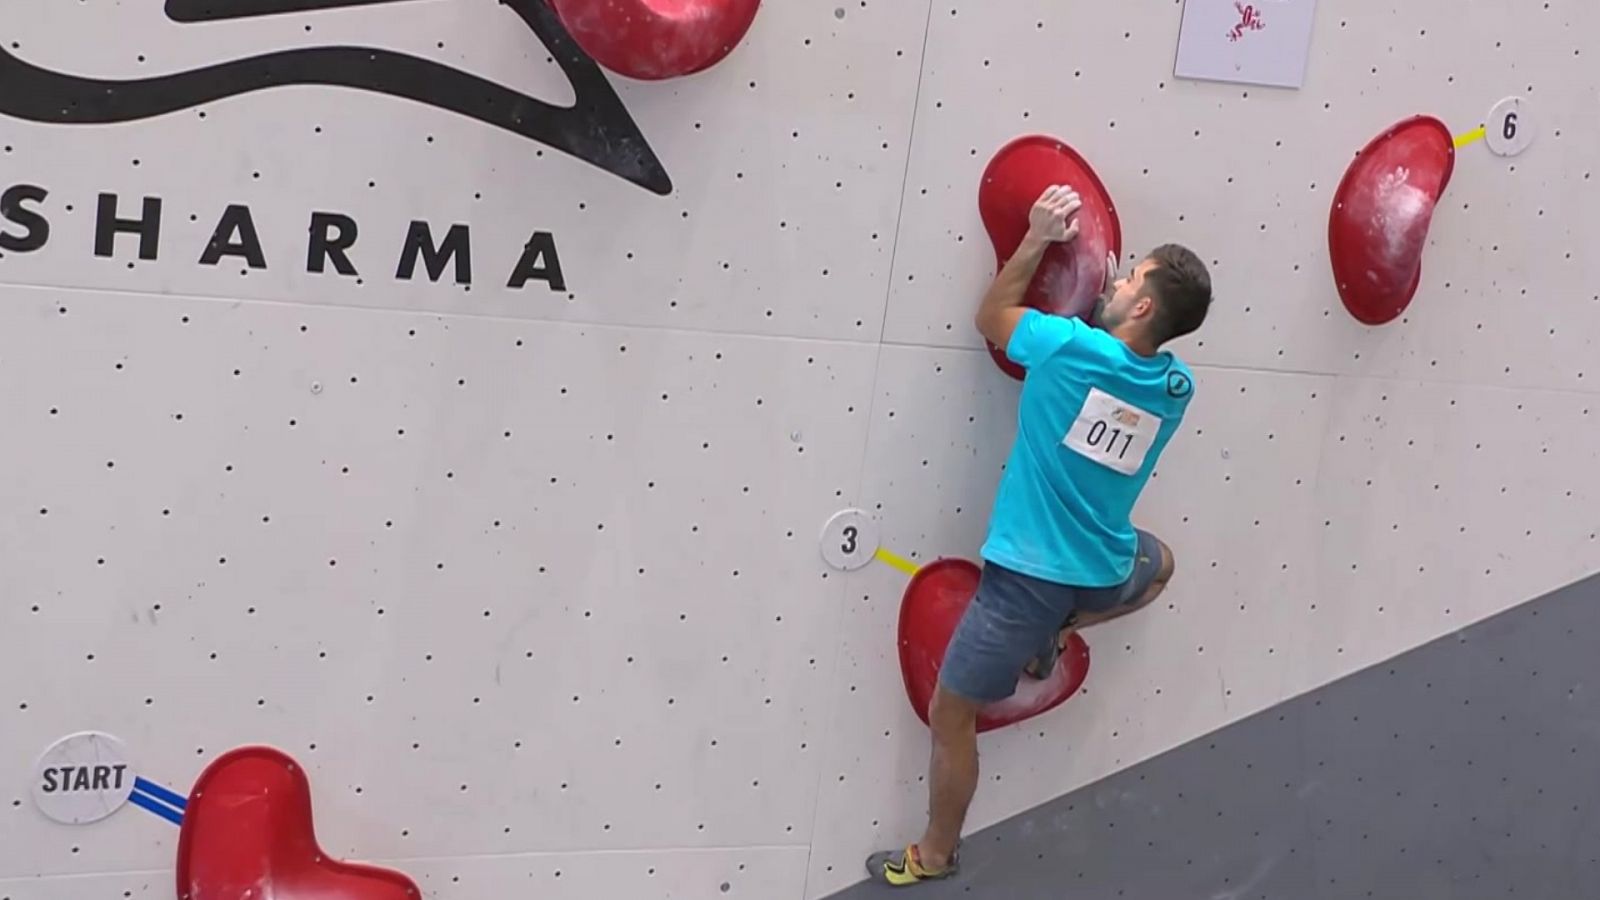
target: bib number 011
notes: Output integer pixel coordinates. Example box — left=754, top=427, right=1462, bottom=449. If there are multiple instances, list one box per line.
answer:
left=1063, top=387, right=1161, bottom=476
left=1084, top=419, right=1137, bottom=460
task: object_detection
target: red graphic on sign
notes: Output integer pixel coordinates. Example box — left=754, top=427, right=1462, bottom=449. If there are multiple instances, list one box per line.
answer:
left=898, top=558, right=1091, bottom=734
left=1227, top=2, right=1266, bottom=41
left=176, top=746, right=419, bottom=900
left=549, top=0, right=761, bottom=81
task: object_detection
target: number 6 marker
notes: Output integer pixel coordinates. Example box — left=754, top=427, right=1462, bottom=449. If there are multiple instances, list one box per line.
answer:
left=1485, top=96, right=1534, bottom=157
left=819, top=508, right=881, bottom=571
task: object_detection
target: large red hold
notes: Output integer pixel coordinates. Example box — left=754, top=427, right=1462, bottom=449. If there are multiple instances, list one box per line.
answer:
left=176, top=746, right=420, bottom=900
left=978, top=134, right=1122, bottom=381
left=898, top=558, right=1091, bottom=734
left=549, top=0, right=762, bottom=81
left=1328, top=115, right=1456, bottom=325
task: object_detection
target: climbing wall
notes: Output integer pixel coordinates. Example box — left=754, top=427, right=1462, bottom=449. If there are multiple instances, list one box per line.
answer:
left=804, top=0, right=1600, bottom=893
left=0, top=1, right=1596, bottom=899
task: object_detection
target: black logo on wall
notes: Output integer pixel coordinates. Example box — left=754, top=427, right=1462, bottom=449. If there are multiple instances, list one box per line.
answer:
left=0, top=0, right=671, bottom=195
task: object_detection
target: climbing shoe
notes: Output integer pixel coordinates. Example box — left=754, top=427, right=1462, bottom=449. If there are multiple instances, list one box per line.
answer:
left=865, top=843, right=958, bottom=887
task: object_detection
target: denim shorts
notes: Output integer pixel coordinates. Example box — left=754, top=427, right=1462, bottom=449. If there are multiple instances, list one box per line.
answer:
left=938, top=530, right=1164, bottom=704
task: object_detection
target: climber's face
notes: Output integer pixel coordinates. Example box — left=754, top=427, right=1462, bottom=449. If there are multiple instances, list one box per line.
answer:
left=1095, top=258, right=1155, bottom=330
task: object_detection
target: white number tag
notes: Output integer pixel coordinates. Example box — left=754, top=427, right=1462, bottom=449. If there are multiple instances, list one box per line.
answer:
left=1485, top=96, right=1534, bottom=157
left=1062, top=387, right=1161, bottom=476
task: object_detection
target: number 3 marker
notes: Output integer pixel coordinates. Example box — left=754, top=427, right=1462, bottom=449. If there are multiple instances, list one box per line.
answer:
left=819, top=508, right=881, bottom=571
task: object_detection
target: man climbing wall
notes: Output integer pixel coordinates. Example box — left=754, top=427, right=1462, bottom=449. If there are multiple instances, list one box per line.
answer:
left=868, top=184, right=1213, bottom=887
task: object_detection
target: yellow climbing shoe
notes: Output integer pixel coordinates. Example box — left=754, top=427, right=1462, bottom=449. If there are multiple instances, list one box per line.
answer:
left=865, top=843, right=958, bottom=887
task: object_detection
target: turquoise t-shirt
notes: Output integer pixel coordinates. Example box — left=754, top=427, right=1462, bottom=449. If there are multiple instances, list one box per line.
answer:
left=980, top=308, right=1196, bottom=588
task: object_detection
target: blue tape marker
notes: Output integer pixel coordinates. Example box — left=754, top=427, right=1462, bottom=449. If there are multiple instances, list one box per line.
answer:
left=133, top=777, right=188, bottom=810
left=129, top=789, right=184, bottom=826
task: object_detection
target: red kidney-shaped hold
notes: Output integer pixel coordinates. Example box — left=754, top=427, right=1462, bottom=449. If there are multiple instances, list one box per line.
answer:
left=978, top=134, right=1122, bottom=381
left=898, top=558, right=1091, bottom=733
left=1328, top=115, right=1456, bottom=325
left=549, top=0, right=762, bottom=81
left=176, top=746, right=420, bottom=900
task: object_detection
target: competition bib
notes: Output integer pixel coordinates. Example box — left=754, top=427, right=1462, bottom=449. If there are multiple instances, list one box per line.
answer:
left=1062, top=387, right=1162, bottom=476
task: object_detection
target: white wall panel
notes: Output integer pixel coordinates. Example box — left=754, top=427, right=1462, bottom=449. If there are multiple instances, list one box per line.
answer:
left=0, top=0, right=925, bottom=342
left=0, top=871, right=169, bottom=900
left=884, top=0, right=1598, bottom=391
left=0, top=846, right=806, bottom=900
left=1, top=0, right=1598, bottom=898
left=0, top=284, right=875, bottom=885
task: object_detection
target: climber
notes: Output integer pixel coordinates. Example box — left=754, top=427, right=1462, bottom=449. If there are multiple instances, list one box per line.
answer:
left=867, top=184, right=1212, bottom=887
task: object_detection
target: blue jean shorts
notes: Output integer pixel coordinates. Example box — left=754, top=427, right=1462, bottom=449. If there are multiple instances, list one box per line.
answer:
left=938, top=530, right=1164, bottom=704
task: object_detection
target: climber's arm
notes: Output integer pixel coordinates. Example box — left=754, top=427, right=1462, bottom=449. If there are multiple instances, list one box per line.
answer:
left=974, top=185, right=1081, bottom=351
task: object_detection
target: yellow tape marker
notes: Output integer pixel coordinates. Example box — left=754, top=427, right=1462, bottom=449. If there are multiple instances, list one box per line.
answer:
left=874, top=547, right=920, bottom=577
left=1454, top=126, right=1486, bottom=149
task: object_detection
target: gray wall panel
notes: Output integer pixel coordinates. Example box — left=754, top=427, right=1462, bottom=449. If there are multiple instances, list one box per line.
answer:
left=830, top=573, right=1600, bottom=899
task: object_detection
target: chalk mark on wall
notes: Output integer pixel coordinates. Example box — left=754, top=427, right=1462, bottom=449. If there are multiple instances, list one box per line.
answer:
left=0, top=0, right=673, bottom=194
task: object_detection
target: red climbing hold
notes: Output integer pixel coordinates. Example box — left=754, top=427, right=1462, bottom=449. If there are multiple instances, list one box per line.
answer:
left=979, top=134, right=1122, bottom=381
left=1328, top=115, right=1456, bottom=326
left=176, top=746, right=420, bottom=900
left=549, top=0, right=761, bottom=81
left=898, top=558, right=1091, bottom=734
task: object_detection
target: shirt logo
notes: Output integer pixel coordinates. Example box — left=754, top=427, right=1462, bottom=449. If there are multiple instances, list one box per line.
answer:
left=1166, top=370, right=1193, bottom=399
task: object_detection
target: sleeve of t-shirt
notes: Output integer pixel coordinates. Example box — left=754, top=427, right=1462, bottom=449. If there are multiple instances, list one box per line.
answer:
left=1005, top=308, right=1083, bottom=369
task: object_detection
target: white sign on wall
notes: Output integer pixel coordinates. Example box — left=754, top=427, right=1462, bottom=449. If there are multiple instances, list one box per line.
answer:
left=31, top=732, right=136, bottom=825
left=1174, top=0, right=1320, bottom=89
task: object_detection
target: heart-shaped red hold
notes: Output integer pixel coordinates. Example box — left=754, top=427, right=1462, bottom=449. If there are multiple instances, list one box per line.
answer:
left=978, top=134, right=1122, bottom=382
left=549, top=0, right=762, bottom=81
left=898, top=558, right=1091, bottom=734
left=176, top=746, right=420, bottom=900
left=1328, top=114, right=1455, bottom=326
